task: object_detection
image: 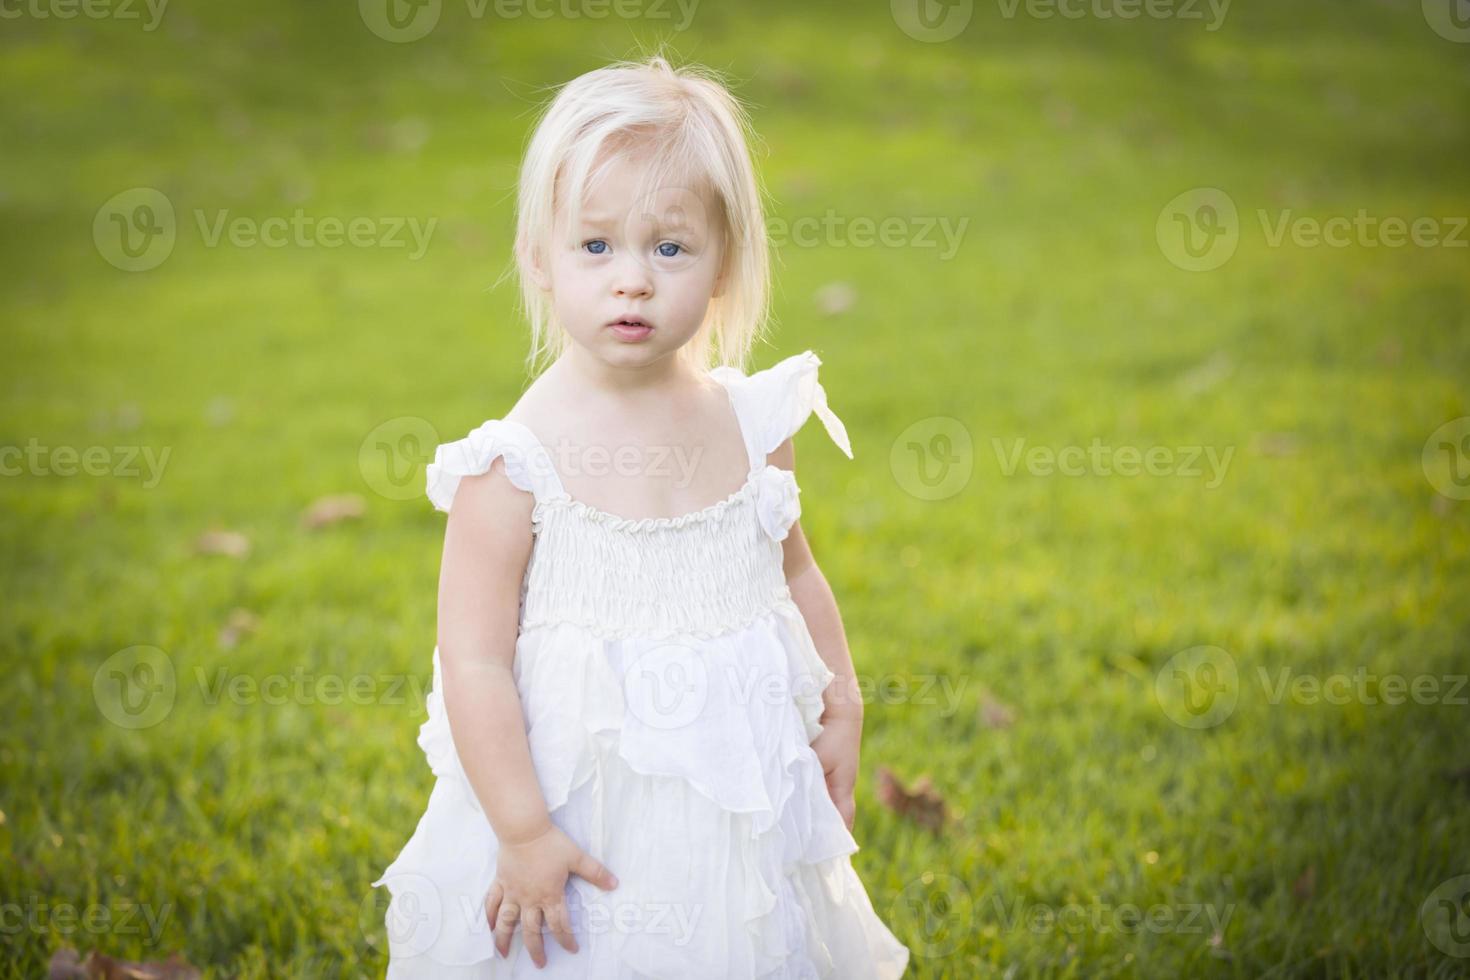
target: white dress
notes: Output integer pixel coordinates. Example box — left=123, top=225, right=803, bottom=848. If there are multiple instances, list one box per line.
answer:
left=372, top=350, right=911, bottom=979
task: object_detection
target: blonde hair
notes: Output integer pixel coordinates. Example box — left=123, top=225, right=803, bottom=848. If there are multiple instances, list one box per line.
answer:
left=508, top=51, right=773, bottom=378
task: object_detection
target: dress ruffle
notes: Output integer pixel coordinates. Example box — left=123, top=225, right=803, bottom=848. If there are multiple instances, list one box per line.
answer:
left=372, top=602, right=907, bottom=978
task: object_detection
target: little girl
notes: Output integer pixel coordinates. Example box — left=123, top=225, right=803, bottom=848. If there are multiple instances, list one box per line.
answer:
left=373, top=54, right=911, bottom=979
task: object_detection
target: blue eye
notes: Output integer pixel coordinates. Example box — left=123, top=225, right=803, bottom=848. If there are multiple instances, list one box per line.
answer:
left=657, top=242, right=682, bottom=258
left=582, top=240, right=608, bottom=255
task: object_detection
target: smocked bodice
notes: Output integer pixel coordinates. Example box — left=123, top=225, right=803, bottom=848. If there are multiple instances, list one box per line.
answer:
left=424, top=350, right=855, bottom=641
left=520, top=469, right=792, bottom=639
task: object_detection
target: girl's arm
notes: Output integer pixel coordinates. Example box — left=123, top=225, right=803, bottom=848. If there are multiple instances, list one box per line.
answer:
left=437, top=457, right=551, bottom=843
left=769, top=437, right=866, bottom=831
left=770, top=437, right=864, bottom=723
left=437, top=456, right=619, bottom=967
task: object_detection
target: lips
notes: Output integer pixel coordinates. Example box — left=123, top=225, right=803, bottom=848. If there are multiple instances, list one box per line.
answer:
left=607, top=315, right=654, bottom=342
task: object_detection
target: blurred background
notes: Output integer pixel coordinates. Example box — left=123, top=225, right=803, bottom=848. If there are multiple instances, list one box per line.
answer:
left=3, top=0, right=1469, bottom=976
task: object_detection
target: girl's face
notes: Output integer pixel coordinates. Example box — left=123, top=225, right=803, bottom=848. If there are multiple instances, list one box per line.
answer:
left=536, top=146, right=727, bottom=368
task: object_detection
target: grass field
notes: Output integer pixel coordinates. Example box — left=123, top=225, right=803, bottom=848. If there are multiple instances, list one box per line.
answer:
left=2, top=0, right=1469, bottom=976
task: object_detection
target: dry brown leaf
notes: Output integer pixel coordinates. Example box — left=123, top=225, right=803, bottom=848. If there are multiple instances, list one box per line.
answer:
left=301, top=493, right=367, bottom=530
left=1251, top=432, right=1300, bottom=457
left=814, top=282, right=856, bottom=317
left=1292, top=865, right=1316, bottom=902
left=218, top=608, right=259, bottom=649
left=875, top=765, right=948, bottom=834
left=978, top=691, right=1017, bottom=730
left=193, top=529, right=250, bottom=559
left=48, top=947, right=201, bottom=979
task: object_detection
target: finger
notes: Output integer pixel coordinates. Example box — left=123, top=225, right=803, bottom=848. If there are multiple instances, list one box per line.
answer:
left=547, top=902, right=579, bottom=955
left=524, top=904, right=546, bottom=968
left=572, top=850, right=620, bottom=891
left=484, top=881, right=503, bottom=935
left=494, top=901, right=521, bottom=959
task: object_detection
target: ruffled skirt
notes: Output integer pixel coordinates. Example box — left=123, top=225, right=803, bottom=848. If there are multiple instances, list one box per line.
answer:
left=371, top=600, right=911, bottom=979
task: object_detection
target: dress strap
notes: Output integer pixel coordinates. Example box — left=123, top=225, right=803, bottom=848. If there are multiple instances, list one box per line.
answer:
left=711, top=350, right=854, bottom=467
left=425, top=419, right=567, bottom=513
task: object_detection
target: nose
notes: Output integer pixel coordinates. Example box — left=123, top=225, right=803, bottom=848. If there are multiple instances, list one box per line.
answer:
left=611, top=252, right=653, bottom=300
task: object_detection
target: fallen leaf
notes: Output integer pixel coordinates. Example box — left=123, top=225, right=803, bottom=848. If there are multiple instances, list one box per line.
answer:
left=1176, top=352, right=1233, bottom=396
left=193, top=529, right=250, bottom=559
left=875, top=765, right=948, bottom=834
left=1292, top=865, right=1316, bottom=902
left=814, top=282, right=856, bottom=317
left=301, top=493, right=366, bottom=530
left=978, top=691, right=1016, bottom=730
left=48, top=947, right=201, bottom=979
left=1251, top=432, right=1300, bottom=457
left=218, top=608, right=259, bottom=649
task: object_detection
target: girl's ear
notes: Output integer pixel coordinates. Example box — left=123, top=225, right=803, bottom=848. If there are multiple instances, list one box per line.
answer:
left=517, top=234, right=552, bottom=292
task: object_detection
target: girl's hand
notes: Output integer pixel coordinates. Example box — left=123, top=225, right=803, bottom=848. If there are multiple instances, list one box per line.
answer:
left=484, top=823, right=620, bottom=968
left=811, top=713, right=863, bottom=832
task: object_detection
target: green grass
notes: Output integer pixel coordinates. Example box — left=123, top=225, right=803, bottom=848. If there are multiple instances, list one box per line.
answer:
left=2, top=0, right=1469, bottom=976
